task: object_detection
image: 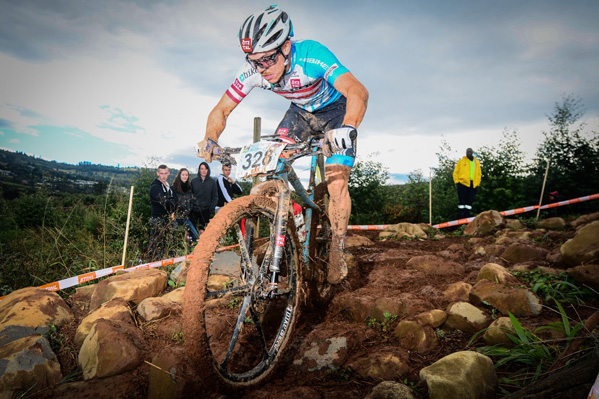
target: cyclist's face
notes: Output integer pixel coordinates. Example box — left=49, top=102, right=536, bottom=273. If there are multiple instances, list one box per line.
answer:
left=248, top=41, right=290, bottom=84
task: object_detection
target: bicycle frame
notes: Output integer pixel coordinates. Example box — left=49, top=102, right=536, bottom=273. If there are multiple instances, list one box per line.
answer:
left=234, top=140, right=324, bottom=287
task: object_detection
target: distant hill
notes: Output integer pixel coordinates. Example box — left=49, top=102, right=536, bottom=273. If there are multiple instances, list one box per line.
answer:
left=0, top=149, right=142, bottom=199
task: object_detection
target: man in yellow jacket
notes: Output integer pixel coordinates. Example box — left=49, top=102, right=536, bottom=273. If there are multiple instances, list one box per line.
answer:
left=453, top=148, right=482, bottom=219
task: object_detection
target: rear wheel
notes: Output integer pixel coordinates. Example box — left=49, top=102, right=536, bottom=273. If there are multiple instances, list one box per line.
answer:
left=182, top=195, right=302, bottom=391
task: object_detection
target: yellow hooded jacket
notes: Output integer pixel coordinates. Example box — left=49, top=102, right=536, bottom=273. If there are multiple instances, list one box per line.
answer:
left=453, top=156, right=481, bottom=188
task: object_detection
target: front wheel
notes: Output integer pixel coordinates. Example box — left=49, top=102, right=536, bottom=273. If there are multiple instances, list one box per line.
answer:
left=182, top=195, right=302, bottom=392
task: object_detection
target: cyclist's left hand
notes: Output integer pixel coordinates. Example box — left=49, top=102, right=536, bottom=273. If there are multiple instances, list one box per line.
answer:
left=196, top=138, right=220, bottom=162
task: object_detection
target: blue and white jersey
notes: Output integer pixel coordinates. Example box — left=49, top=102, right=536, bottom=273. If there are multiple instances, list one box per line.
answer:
left=226, top=40, right=350, bottom=112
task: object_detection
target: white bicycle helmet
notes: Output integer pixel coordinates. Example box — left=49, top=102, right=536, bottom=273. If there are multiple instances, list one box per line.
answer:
left=238, top=5, right=293, bottom=54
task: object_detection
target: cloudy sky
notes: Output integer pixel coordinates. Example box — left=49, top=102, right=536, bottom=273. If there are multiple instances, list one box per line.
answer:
left=1, top=0, right=598, bottom=183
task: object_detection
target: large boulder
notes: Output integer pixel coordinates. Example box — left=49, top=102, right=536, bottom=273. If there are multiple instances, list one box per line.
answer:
left=536, top=217, right=566, bottom=230
left=0, top=287, right=74, bottom=329
left=0, top=328, right=62, bottom=397
left=444, top=302, right=491, bottom=334
left=137, top=287, right=185, bottom=322
left=293, top=322, right=376, bottom=372
left=560, top=221, right=599, bottom=266
left=566, top=264, right=599, bottom=291
left=393, top=320, right=438, bottom=353
left=501, top=243, right=548, bottom=264
left=74, top=298, right=134, bottom=347
left=78, top=319, right=144, bottom=379
left=346, top=348, right=409, bottom=380
left=419, top=351, right=497, bottom=399
left=476, top=263, right=521, bottom=286
left=571, top=212, right=599, bottom=229
left=332, top=294, right=406, bottom=323
left=379, top=223, right=427, bottom=240
left=89, top=269, right=168, bottom=310
left=469, top=280, right=542, bottom=317
left=464, top=211, right=505, bottom=237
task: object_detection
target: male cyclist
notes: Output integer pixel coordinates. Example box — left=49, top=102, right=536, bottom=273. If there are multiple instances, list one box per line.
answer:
left=197, top=5, right=368, bottom=284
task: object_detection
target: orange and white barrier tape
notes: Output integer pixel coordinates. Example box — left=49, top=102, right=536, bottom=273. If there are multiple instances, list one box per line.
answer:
left=2, top=193, right=597, bottom=300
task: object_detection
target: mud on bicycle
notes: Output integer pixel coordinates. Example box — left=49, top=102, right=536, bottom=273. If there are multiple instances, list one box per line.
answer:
left=182, top=133, right=338, bottom=391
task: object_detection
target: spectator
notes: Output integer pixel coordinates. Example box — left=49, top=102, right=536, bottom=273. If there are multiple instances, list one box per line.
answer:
left=191, top=162, right=218, bottom=233
left=172, top=168, right=200, bottom=243
left=148, top=164, right=176, bottom=260
left=453, top=148, right=482, bottom=219
left=216, top=162, right=243, bottom=213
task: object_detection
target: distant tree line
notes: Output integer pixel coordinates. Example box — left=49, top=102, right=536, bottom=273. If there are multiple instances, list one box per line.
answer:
left=349, top=95, right=599, bottom=225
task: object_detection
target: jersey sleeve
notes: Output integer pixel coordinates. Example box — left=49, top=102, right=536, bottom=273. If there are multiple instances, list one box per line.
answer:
left=299, top=40, right=350, bottom=87
left=225, top=63, right=263, bottom=104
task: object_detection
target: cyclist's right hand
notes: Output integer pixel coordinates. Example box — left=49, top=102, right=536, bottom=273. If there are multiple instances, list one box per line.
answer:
left=196, top=138, right=220, bottom=162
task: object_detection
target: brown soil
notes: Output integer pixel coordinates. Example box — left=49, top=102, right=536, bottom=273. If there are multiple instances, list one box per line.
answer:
left=32, top=229, right=598, bottom=399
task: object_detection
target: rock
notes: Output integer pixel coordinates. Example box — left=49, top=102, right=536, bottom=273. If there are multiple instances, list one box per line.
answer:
left=347, top=349, right=409, bottom=380
left=502, top=243, right=548, bottom=264
left=536, top=217, right=566, bottom=230
left=476, top=263, right=520, bottom=286
left=89, top=269, right=168, bottom=310
left=405, top=255, right=465, bottom=275
left=0, top=287, right=74, bottom=329
left=419, top=351, right=497, bottom=399
left=379, top=223, right=427, bottom=240
left=293, top=322, right=375, bottom=372
left=137, top=291, right=183, bottom=322
left=365, top=381, right=422, bottom=399
left=75, top=284, right=97, bottom=299
left=207, top=274, right=235, bottom=291
left=0, top=333, right=62, bottom=397
left=332, top=294, right=406, bottom=323
left=163, top=287, right=185, bottom=305
left=464, top=211, right=505, bottom=237
left=75, top=297, right=134, bottom=347
left=560, top=221, right=599, bottom=266
left=444, top=302, right=491, bottom=334
left=442, top=282, right=472, bottom=302
left=483, top=317, right=515, bottom=346
left=505, top=219, right=525, bottom=230
left=246, top=386, right=322, bottom=399
left=566, top=264, right=599, bottom=290
left=393, top=320, right=438, bottom=353
left=415, top=310, right=447, bottom=328
left=496, top=230, right=533, bottom=243
left=147, top=346, right=187, bottom=399
left=345, top=235, right=374, bottom=248
left=571, top=212, right=599, bottom=229
left=78, top=319, right=144, bottom=379
left=469, top=280, right=542, bottom=317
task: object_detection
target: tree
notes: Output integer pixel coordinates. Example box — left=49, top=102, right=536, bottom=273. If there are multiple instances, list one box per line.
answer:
left=348, top=156, right=389, bottom=225
left=531, top=95, right=599, bottom=208
left=476, top=129, right=529, bottom=213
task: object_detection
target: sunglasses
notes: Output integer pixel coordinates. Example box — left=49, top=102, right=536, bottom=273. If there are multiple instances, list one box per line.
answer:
left=246, top=48, right=282, bottom=69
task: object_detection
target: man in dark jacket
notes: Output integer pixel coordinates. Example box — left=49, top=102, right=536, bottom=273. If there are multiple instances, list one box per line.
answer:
left=216, top=162, right=243, bottom=213
left=148, top=164, right=177, bottom=260
left=191, top=161, right=218, bottom=232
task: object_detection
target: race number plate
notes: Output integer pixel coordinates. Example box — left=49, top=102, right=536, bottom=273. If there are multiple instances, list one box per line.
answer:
left=236, top=141, right=286, bottom=179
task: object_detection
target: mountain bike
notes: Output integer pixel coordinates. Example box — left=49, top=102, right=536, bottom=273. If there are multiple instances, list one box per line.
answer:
left=182, top=134, right=333, bottom=391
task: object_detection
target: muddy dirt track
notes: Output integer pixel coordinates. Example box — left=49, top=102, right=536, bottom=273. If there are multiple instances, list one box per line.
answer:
left=39, top=227, right=598, bottom=399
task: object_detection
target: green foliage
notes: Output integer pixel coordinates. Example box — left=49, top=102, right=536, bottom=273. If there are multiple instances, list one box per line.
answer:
left=511, top=270, right=594, bottom=305
left=530, top=95, right=599, bottom=212
left=478, top=312, right=558, bottom=390
left=171, top=330, right=185, bottom=344
left=348, top=155, right=390, bottom=224
left=366, top=312, right=398, bottom=333
left=324, top=366, right=354, bottom=382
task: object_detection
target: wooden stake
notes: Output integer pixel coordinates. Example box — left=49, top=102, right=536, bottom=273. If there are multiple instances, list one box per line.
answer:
left=121, top=186, right=134, bottom=267
left=429, top=170, right=432, bottom=226
left=536, top=160, right=550, bottom=220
